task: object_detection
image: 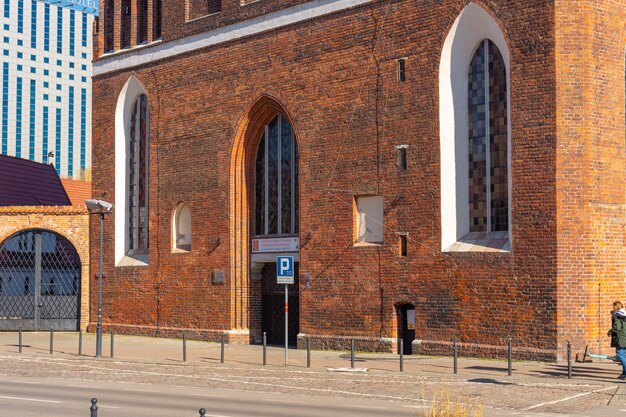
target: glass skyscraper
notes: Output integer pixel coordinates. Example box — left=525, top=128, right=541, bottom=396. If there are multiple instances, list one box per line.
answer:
left=0, top=0, right=92, bottom=179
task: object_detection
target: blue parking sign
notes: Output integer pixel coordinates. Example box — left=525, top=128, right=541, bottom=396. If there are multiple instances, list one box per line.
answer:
left=276, top=256, right=294, bottom=284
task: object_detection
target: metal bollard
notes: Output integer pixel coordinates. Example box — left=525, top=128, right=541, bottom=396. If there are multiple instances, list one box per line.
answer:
left=399, top=339, right=404, bottom=372
left=183, top=333, right=187, bottom=363
left=350, top=339, right=355, bottom=369
left=78, top=331, right=83, bottom=356
left=306, top=337, right=311, bottom=368
left=220, top=333, right=225, bottom=364
left=507, top=337, right=512, bottom=376
left=110, top=332, right=114, bottom=358
left=50, top=326, right=54, bottom=354
left=199, top=408, right=206, bottom=417
left=262, top=332, right=267, bottom=366
left=567, top=340, right=572, bottom=379
left=453, top=339, right=458, bottom=374
left=18, top=325, right=22, bottom=353
left=90, top=398, right=98, bottom=417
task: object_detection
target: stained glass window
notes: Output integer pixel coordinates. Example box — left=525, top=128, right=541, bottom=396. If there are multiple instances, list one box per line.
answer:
left=254, top=115, right=298, bottom=236
left=128, top=94, right=149, bottom=254
left=468, top=40, right=508, bottom=233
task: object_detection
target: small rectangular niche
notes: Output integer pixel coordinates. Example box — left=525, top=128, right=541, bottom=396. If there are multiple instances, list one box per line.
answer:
left=355, top=196, right=384, bottom=245
left=186, top=0, right=222, bottom=21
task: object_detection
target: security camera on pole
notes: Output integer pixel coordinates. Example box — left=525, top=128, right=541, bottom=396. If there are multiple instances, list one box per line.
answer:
left=85, top=199, right=114, bottom=358
left=276, top=256, right=294, bottom=366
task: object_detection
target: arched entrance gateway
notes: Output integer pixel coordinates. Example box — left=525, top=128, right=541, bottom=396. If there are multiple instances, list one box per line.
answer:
left=230, top=96, right=300, bottom=345
left=0, top=229, right=81, bottom=330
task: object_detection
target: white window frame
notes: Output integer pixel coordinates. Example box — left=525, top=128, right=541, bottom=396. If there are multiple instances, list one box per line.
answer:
left=439, top=3, right=512, bottom=251
left=172, top=202, right=192, bottom=252
left=114, top=76, right=150, bottom=266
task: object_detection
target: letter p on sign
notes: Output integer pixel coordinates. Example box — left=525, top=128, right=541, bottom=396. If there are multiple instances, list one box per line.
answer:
left=276, top=256, right=294, bottom=284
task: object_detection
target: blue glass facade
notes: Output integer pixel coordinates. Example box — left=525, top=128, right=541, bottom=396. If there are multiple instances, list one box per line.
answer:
left=68, top=86, right=74, bottom=177
left=44, top=4, right=50, bottom=51
left=80, top=88, right=86, bottom=170
left=3, top=0, right=92, bottom=178
left=56, top=6, right=62, bottom=54
left=42, top=106, right=49, bottom=163
left=69, top=10, right=75, bottom=56
left=17, top=0, right=23, bottom=33
left=1, top=63, right=8, bottom=155
left=81, top=12, right=87, bottom=48
left=15, top=77, right=23, bottom=158
left=30, top=0, right=36, bottom=48
left=55, top=108, right=61, bottom=174
left=29, top=79, right=35, bottom=160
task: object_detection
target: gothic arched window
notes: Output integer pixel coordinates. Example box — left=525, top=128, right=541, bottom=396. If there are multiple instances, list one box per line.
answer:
left=254, top=114, right=298, bottom=236
left=127, top=94, right=149, bottom=255
left=172, top=202, right=192, bottom=252
left=468, top=39, right=508, bottom=233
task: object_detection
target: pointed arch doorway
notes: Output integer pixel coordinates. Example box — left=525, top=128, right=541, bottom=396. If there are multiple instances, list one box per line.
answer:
left=230, top=96, right=300, bottom=345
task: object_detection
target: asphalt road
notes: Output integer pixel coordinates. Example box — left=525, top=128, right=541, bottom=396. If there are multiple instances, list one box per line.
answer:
left=0, top=376, right=425, bottom=417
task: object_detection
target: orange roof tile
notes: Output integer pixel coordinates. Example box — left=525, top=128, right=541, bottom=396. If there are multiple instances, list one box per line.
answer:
left=61, top=179, right=92, bottom=207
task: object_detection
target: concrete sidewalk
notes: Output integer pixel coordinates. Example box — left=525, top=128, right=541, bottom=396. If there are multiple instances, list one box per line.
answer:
left=0, top=331, right=615, bottom=380
left=0, top=331, right=624, bottom=416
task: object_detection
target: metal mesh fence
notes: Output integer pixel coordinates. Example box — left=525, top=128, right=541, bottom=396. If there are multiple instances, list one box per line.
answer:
left=0, top=230, right=81, bottom=330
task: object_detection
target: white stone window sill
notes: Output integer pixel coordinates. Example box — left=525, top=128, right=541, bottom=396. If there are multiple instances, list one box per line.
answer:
left=116, top=254, right=149, bottom=267
left=100, top=39, right=163, bottom=59
left=172, top=247, right=191, bottom=254
left=443, top=231, right=511, bottom=253
left=186, top=11, right=221, bottom=24
left=354, top=242, right=383, bottom=248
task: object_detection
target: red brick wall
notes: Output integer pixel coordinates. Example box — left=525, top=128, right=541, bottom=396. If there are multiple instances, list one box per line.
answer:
left=91, top=0, right=565, bottom=357
left=95, top=0, right=340, bottom=58
left=187, top=0, right=222, bottom=21
left=555, top=0, right=626, bottom=360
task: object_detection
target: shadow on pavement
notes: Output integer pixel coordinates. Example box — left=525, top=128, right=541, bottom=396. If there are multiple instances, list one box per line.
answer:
left=464, top=365, right=510, bottom=372
left=467, top=378, right=514, bottom=385
left=531, top=364, right=619, bottom=379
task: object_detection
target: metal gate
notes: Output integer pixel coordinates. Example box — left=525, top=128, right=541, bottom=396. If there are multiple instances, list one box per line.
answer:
left=262, top=262, right=299, bottom=346
left=0, top=230, right=81, bottom=330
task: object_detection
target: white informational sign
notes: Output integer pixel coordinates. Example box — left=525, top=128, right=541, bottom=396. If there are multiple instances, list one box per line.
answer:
left=407, top=309, right=416, bottom=330
left=251, top=237, right=299, bottom=253
left=37, top=0, right=99, bottom=16
left=276, top=256, right=294, bottom=285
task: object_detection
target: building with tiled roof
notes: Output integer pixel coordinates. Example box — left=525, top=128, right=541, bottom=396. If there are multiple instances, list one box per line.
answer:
left=0, top=156, right=90, bottom=331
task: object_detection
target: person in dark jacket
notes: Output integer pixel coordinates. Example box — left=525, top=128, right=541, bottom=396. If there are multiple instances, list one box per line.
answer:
left=608, top=301, right=626, bottom=379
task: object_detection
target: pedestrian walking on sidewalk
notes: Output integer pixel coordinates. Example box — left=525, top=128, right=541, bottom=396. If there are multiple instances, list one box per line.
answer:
left=608, top=301, right=626, bottom=379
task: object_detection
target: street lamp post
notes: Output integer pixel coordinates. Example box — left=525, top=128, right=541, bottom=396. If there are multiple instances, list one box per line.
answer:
left=85, top=199, right=113, bottom=358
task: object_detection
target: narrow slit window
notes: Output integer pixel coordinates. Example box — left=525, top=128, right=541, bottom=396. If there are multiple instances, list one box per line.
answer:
left=397, top=59, right=406, bottom=82
left=397, top=146, right=407, bottom=170
left=399, top=235, right=407, bottom=257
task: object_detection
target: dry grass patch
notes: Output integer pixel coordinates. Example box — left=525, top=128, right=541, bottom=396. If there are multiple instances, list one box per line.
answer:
left=424, top=387, right=483, bottom=417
